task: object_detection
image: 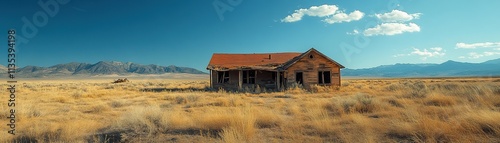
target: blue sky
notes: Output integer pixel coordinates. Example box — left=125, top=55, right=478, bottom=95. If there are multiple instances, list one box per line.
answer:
left=2, top=0, right=500, bottom=71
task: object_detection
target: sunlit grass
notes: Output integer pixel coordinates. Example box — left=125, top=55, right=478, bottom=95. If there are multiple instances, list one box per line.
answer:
left=0, top=77, right=499, bottom=142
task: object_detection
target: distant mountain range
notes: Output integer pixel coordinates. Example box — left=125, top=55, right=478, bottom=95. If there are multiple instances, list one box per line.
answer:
left=342, top=58, right=500, bottom=77
left=0, top=61, right=206, bottom=78
left=1, top=59, right=499, bottom=78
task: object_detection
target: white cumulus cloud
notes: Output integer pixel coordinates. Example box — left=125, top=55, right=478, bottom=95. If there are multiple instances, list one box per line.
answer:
left=410, top=47, right=445, bottom=60
left=323, top=10, right=364, bottom=24
left=281, top=5, right=338, bottom=23
left=375, top=10, right=421, bottom=22
left=455, top=42, right=500, bottom=49
left=364, top=23, right=420, bottom=36
left=281, top=4, right=363, bottom=24
left=361, top=9, right=422, bottom=36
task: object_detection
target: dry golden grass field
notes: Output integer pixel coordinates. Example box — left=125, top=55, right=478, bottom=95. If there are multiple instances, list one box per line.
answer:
left=1, top=77, right=500, bottom=143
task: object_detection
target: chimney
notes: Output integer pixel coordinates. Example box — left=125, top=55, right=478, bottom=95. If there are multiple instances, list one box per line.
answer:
left=269, top=54, right=271, bottom=59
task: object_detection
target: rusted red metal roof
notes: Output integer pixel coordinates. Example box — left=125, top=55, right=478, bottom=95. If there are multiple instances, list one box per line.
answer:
left=207, top=53, right=301, bottom=70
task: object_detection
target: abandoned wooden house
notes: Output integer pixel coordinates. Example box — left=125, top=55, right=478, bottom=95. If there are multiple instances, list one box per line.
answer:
left=206, top=48, right=345, bottom=90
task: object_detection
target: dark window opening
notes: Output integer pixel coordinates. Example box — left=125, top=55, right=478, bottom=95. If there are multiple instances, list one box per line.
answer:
left=272, top=72, right=276, bottom=81
left=243, top=70, right=256, bottom=84
left=295, top=72, right=303, bottom=84
left=309, top=54, right=314, bottom=59
left=318, top=71, right=331, bottom=84
left=243, top=71, right=248, bottom=83
left=218, top=71, right=229, bottom=83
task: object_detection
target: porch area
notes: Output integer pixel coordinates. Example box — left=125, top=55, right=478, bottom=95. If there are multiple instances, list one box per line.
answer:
left=209, top=69, right=285, bottom=91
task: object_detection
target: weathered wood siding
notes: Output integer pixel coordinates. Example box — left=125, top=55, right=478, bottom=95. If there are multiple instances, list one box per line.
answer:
left=285, top=50, right=341, bottom=88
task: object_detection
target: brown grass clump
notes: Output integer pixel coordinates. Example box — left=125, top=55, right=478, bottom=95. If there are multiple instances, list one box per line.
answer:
left=329, top=93, right=380, bottom=114
left=196, top=110, right=234, bottom=131
left=457, top=111, right=500, bottom=142
left=191, top=106, right=256, bottom=142
left=2, top=77, right=500, bottom=142
left=253, top=107, right=283, bottom=128
left=113, top=106, right=168, bottom=140
left=424, top=94, right=456, bottom=106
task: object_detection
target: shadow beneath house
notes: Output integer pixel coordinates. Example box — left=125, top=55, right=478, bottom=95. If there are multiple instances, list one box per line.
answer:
left=167, top=129, right=222, bottom=138
left=140, top=87, right=209, bottom=92
left=12, top=136, right=38, bottom=143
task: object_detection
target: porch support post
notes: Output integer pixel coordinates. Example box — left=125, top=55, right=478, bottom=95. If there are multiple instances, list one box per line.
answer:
left=254, top=70, right=257, bottom=84
left=209, top=70, right=213, bottom=88
left=238, top=69, right=243, bottom=90
left=276, top=71, right=281, bottom=91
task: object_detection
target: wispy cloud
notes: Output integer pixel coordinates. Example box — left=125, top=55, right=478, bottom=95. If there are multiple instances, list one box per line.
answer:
left=410, top=47, right=445, bottom=60
left=347, top=29, right=359, bottom=35
left=392, top=54, right=406, bottom=58
left=455, top=42, right=500, bottom=49
left=375, top=10, right=421, bottom=22
left=456, top=42, right=500, bottom=59
left=394, top=47, right=445, bottom=60
left=468, top=52, right=483, bottom=59
left=281, top=4, right=363, bottom=24
left=467, top=51, right=500, bottom=59
left=484, top=51, right=500, bottom=56
left=364, top=23, right=420, bottom=36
